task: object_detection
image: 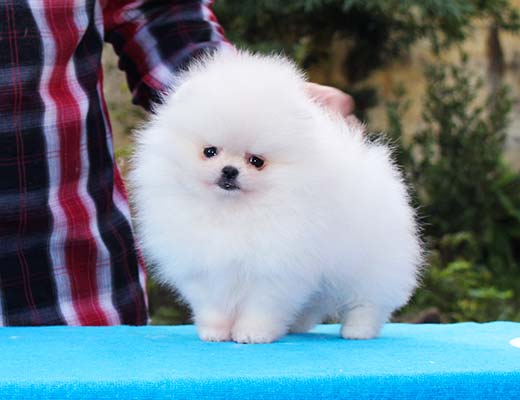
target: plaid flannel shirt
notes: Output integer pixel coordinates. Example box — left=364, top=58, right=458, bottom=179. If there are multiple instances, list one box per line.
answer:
left=0, top=0, right=228, bottom=326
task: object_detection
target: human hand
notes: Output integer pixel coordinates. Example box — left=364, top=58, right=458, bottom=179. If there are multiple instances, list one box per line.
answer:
left=304, top=82, right=355, bottom=119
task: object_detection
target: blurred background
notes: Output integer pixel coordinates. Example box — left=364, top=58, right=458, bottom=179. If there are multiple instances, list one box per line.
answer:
left=103, top=0, right=520, bottom=325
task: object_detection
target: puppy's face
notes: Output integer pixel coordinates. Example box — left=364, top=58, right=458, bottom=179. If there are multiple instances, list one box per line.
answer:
left=197, top=144, right=267, bottom=194
left=163, top=111, right=315, bottom=203
left=154, top=56, right=318, bottom=203
left=146, top=52, right=322, bottom=206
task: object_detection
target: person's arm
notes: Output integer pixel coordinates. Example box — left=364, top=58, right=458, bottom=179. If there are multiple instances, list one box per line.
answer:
left=103, top=0, right=231, bottom=111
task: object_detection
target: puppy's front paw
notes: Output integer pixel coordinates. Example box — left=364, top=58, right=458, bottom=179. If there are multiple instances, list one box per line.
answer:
left=340, top=305, right=385, bottom=340
left=231, top=317, right=285, bottom=344
left=197, top=325, right=232, bottom=342
left=231, top=329, right=280, bottom=344
left=194, top=310, right=233, bottom=342
left=340, top=323, right=380, bottom=340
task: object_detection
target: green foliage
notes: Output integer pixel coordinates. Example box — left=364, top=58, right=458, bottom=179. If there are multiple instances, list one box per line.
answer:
left=414, top=241, right=516, bottom=322
left=388, top=56, right=520, bottom=322
left=147, top=279, right=191, bottom=325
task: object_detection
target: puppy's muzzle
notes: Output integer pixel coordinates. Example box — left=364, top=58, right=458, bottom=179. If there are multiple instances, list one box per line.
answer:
left=217, top=165, right=240, bottom=191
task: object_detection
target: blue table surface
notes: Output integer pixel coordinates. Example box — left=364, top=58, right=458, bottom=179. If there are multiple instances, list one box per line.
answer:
left=1, top=322, right=519, bottom=399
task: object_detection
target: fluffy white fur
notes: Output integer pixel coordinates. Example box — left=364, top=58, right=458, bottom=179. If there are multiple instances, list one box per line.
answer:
left=129, top=50, right=422, bottom=344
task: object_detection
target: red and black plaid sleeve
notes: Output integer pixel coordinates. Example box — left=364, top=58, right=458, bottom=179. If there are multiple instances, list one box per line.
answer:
left=0, top=0, right=229, bottom=326
left=103, top=0, right=230, bottom=110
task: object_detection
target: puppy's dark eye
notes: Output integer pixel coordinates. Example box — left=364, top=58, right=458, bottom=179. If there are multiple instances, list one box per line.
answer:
left=203, top=146, right=218, bottom=158
left=248, top=155, right=265, bottom=169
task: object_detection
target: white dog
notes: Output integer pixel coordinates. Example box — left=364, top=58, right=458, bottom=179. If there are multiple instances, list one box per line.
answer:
left=129, top=50, right=422, bottom=344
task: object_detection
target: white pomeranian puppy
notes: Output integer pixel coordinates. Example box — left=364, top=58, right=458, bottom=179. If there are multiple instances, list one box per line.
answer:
left=129, top=50, right=422, bottom=344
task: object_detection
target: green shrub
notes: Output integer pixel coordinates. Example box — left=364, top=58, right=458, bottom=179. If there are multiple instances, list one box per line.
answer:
left=389, top=56, right=520, bottom=322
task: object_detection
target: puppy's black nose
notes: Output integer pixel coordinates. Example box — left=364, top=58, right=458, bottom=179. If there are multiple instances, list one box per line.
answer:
left=221, top=165, right=239, bottom=179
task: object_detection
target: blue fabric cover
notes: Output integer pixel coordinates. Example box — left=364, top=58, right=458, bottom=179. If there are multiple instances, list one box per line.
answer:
left=0, top=322, right=519, bottom=399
